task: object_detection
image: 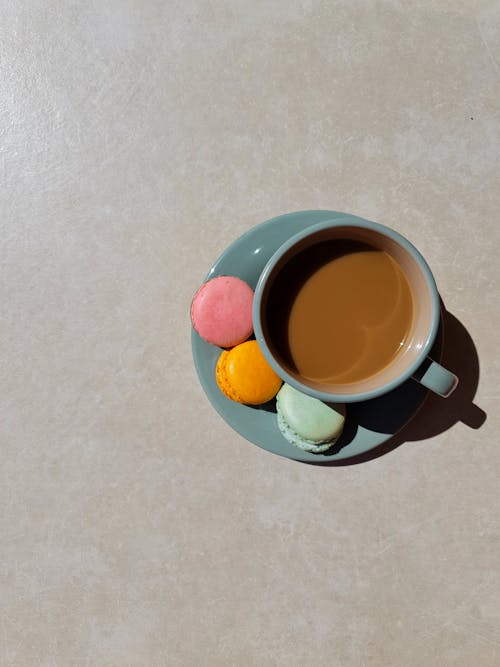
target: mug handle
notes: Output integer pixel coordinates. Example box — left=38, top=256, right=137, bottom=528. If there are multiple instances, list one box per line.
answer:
left=412, top=357, right=458, bottom=398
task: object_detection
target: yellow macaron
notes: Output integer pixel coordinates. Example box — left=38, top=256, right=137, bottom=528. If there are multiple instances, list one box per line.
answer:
left=216, top=340, right=283, bottom=405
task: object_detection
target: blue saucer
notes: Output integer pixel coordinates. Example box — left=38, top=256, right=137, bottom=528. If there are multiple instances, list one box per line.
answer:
left=191, top=210, right=434, bottom=463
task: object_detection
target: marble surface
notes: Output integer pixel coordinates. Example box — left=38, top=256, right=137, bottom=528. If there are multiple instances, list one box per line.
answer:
left=1, top=1, right=499, bottom=665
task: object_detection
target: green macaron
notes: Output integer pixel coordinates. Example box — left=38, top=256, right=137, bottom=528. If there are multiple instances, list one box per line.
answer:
left=276, top=383, right=346, bottom=453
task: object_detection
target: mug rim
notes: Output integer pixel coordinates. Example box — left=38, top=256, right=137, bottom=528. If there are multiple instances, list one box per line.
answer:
left=252, top=218, right=440, bottom=403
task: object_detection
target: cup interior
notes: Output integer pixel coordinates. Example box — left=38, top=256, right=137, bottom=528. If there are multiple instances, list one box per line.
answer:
left=256, top=223, right=438, bottom=399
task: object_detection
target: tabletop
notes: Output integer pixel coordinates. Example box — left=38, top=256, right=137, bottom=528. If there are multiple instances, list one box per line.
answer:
left=1, top=1, right=499, bottom=665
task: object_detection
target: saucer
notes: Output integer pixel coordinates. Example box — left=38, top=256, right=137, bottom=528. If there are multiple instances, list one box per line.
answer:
left=191, top=210, right=439, bottom=463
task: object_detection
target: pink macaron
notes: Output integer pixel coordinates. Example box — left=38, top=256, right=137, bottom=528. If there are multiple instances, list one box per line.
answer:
left=191, top=275, right=254, bottom=348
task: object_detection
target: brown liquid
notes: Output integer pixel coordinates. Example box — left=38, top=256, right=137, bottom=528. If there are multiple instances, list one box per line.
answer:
left=265, top=240, right=414, bottom=384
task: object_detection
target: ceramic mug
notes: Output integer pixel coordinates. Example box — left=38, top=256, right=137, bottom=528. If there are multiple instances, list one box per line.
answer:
left=253, top=218, right=458, bottom=403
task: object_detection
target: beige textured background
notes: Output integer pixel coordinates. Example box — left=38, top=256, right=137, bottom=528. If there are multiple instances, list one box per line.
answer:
left=1, top=1, right=499, bottom=665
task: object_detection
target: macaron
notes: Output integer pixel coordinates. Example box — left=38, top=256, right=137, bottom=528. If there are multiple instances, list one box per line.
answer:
left=216, top=340, right=283, bottom=405
left=276, top=383, right=346, bottom=453
left=191, top=276, right=254, bottom=348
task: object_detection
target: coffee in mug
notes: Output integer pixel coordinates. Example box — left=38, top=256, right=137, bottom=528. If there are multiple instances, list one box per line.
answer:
left=265, top=239, right=414, bottom=385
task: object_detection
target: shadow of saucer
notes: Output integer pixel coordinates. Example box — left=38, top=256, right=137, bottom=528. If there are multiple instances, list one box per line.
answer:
left=323, top=309, right=486, bottom=466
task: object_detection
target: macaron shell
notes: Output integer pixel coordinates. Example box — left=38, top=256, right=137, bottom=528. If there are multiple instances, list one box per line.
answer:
left=215, top=350, right=243, bottom=402
left=276, top=383, right=345, bottom=443
left=216, top=341, right=282, bottom=405
left=191, top=276, right=254, bottom=348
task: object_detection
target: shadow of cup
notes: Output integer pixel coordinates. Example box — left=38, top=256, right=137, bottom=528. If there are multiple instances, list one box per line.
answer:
left=397, top=310, right=486, bottom=438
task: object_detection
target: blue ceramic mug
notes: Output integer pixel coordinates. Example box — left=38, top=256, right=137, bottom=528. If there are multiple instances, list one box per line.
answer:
left=253, top=218, right=458, bottom=403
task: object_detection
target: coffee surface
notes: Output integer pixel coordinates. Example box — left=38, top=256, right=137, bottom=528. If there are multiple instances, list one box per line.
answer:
left=266, top=240, right=414, bottom=384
